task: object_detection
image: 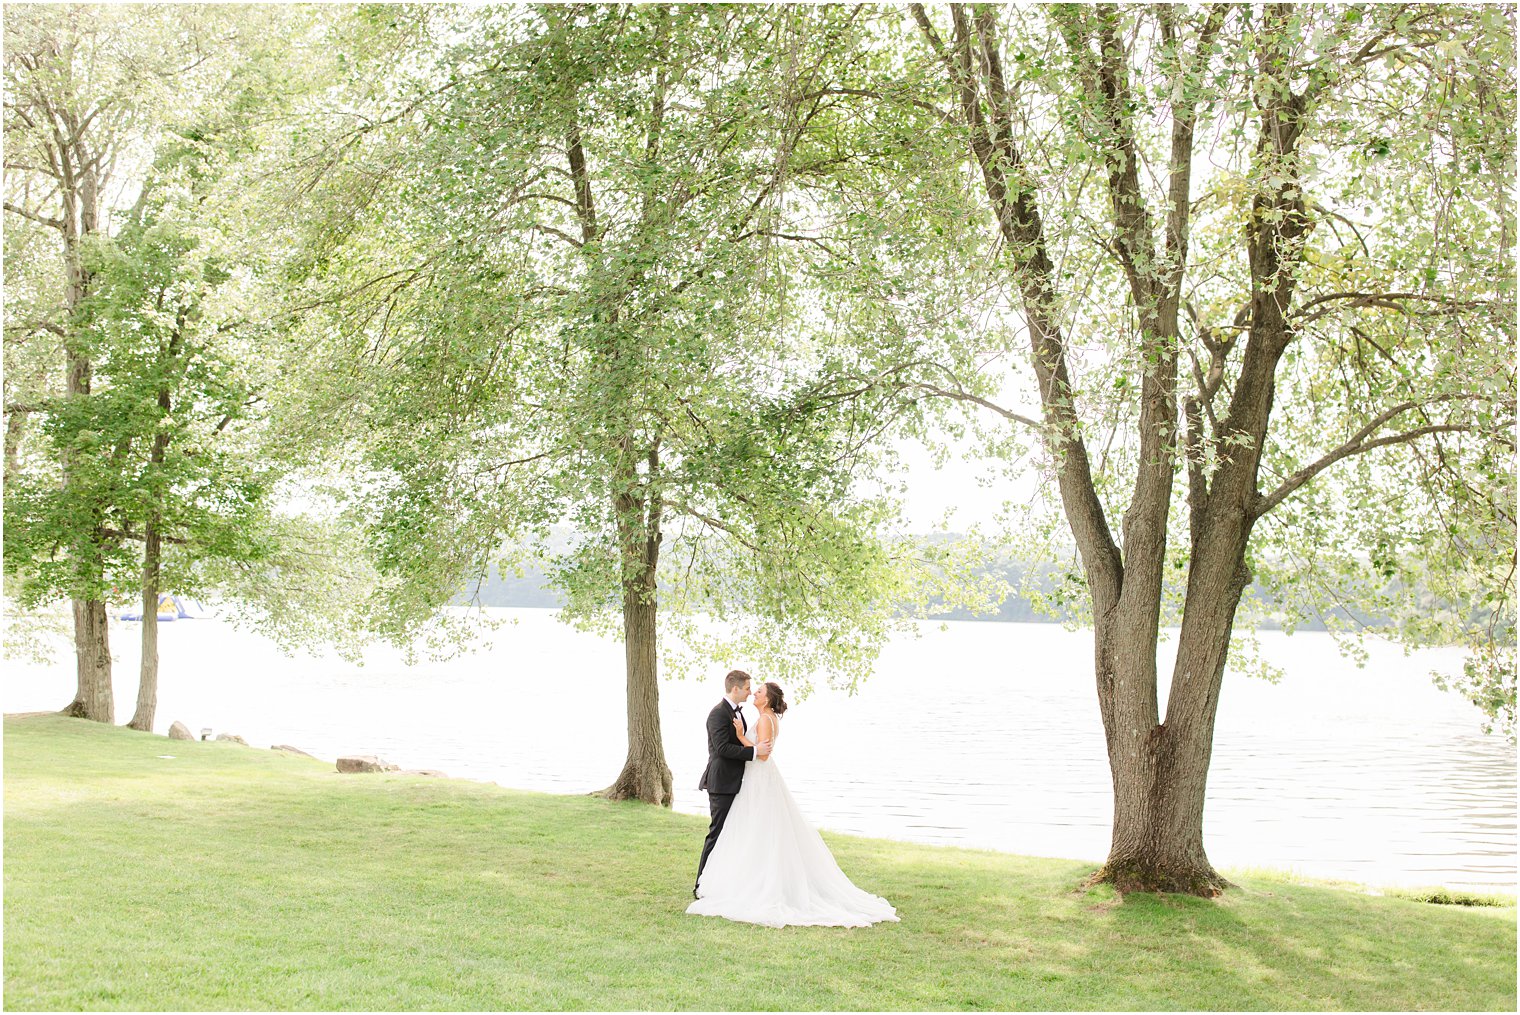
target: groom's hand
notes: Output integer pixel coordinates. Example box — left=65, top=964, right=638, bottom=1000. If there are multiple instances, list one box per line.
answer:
left=756, top=739, right=772, bottom=760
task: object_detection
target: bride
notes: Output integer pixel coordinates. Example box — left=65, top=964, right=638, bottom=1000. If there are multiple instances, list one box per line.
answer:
left=686, top=681, right=899, bottom=928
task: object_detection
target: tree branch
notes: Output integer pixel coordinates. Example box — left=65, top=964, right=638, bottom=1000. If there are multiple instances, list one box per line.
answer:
left=801, top=85, right=948, bottom=120
left=3, top=200, right=64, bottom=230
left=1253, top=394, right=1493, bottom=519
left=564, top=96, right=598, bottom=245
left=531, top=223, right=584, bottom=249
left=1293, top=290, right=1493, bottom=325
left=908, top=4, right=955, bottom=75
left=5, top=318, right=67, bottom=338
left=913, top=1, right=1122, bottom=608
left=664, top=498, right=763, bottom=555
left=906, top=380, right=1042, bottom=429
left=488, top=449, right=559, bottom=473
left=101, top=527, right=187, bottom=547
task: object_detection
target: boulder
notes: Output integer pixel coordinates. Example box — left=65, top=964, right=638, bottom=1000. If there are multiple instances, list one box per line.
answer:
left=167, top=721, right=195, bottom=741
left=215, top=733, right=248, bottom=745
left=337, top=755, right=398, bottom=774
left=272, top=744, right=317, bottom=759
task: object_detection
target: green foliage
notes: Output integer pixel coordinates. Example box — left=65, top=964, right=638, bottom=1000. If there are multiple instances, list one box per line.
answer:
left=4, top=3, right=1510, bottom=732
left=3, top=3, right=376, bottom=659
left=907, top=4, right=1515, bottom=733
left=284, top=4, right=996, bottom=690
left=1228, top=5, right=1516, bottom=734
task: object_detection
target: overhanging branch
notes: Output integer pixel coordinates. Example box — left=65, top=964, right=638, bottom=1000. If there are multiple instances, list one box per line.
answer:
left=1253, top=393, right=1494, bottom=519
left=906, top=379, right=1042, bottom=429
left=3, top=200, right=64, bottom=230
left=664, top=498, right=763, bottom=555
left=101, top=526, right=188, bottom=547
left=1292, top=290, right=1494, bottom=326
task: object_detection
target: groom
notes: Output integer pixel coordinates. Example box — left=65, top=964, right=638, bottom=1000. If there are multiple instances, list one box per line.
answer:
left=694, top=669, right=770, bottom=898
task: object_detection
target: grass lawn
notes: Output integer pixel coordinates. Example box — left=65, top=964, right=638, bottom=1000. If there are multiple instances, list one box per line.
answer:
left=4, top=713, right=1514, bottom=1011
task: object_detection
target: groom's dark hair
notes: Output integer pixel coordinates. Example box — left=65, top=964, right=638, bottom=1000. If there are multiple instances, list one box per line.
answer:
left=724, top=669, right=751, bottom=692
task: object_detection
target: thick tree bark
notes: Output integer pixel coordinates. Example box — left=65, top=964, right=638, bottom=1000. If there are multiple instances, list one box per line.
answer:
left=598, top=468, right=673, bottom=806
left=598, top=567, right=674, bottom=806
left=47, top=104, right=116, bottom=722
left=60, top=598, right=113, bottom=722
left=1094, top=328, right=1290, bottom=891
left=597, top=442, right=673, bottom=806
left=1091, top=561, right=1251, bottom=896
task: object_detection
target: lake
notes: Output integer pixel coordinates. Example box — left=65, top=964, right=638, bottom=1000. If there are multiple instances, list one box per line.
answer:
left=4, top=608, right=1514, bottom=892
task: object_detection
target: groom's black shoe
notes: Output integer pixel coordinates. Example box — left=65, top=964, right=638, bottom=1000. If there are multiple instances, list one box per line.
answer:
left=692, top=885, right=699, bottom=900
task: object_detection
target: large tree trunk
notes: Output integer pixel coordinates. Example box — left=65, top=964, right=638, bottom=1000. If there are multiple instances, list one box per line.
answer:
left=60, top=598, right=113, bottom=722
left=1089, top=254, right=1292, bottom=894
left=1091, top=558, right=1252, bottom=896
left=59, top=310, right=113, bottom=723
left=597, top=449, right=673, bottom=807
left=59, top=321, right=113, bottom=721
left=128, top=526, right=161, bottom=732
left=57, top=133, right=115, bottom=722
left=598, top=570, right=674, bottom=806
left=1089, top=5, right=1308, bottom=894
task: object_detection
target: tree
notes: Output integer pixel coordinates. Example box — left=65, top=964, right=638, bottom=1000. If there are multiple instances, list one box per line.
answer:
left=4, top=3, right=372, bottom=730
left=5, top=4, right=131, bottom=720
left=3, top=4, right=265, bottom=722
left=286, top=3, right=977, bottom=804
left=95, top=144, right=281, bottom=733
left=901, top=3, right=1515, bottom=893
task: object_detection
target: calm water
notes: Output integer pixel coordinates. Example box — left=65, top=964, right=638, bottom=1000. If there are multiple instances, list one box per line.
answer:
left=4, top=608, right=1514, bottom=891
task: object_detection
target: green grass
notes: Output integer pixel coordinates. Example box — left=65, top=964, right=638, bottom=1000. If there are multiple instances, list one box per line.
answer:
left=1384, top=887, right=1514, bottom=907
left=4, top=714, right=1515, bottom=1011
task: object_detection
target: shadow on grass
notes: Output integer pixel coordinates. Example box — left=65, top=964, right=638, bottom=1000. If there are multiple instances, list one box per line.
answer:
left=5, top=715, right=1515, bottom=1012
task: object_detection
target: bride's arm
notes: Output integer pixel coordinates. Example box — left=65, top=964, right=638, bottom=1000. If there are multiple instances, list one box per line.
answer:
left=730, top=714, right=772, bottom=758
left=715, top=710, right=756, bottom=761
left=754, top=714, right=773, bottom=762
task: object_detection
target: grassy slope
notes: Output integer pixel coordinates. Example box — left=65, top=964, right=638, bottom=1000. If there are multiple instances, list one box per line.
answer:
left=3, top=714, right=1514, bottom=1012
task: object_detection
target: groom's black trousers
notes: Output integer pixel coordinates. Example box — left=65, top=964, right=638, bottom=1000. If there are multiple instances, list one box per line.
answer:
left=696, top=792, right=737, bottom=886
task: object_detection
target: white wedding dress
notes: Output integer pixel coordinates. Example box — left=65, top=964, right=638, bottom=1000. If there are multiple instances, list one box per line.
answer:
left=687, top=713, right=899, bottom=928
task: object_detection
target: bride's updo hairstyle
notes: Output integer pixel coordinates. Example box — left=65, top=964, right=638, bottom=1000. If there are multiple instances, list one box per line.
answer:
left=763, top=681, right=789, bottom=715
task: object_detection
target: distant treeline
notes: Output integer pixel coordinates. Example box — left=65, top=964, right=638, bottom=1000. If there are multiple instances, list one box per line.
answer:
left=456, top=559, right=1387, bottom=632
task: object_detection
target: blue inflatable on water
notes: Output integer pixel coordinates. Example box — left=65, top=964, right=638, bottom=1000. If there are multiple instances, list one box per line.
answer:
left=119, top=594, right=202, bottom=622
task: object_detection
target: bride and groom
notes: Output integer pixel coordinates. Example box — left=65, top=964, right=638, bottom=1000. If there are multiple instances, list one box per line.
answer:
left=687, top=669, right=898, bottom=928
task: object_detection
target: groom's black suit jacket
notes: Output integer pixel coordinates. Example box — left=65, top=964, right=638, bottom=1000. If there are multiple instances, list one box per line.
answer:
left=698, top=699, right=754, bottom=795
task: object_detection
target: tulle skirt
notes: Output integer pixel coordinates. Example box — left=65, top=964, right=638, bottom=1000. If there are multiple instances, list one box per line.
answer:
left=687, top=759, right=899, bottom=928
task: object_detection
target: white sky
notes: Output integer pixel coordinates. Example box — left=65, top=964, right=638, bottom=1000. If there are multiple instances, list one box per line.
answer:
left=885, top=432, right=1036, bottom=532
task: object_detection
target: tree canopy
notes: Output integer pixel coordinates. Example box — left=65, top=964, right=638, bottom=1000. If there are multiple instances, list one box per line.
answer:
left=3, top=2, right=1512, bottom=884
